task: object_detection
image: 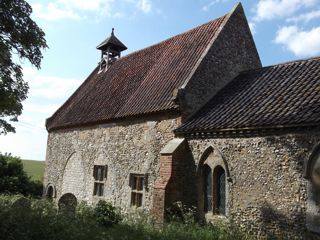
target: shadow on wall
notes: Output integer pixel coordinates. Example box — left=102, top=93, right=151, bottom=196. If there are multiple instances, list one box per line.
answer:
left=165, top=143, right=197, bottom=214
left=256, top=201, right=306, bottom=239
left=264, top=134, right=312, bottom=175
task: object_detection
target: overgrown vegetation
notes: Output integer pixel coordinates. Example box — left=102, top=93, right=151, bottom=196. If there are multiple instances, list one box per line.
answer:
left=0, top=153, right=42, bottom=197
left=0, top=195, right=251, bottom=240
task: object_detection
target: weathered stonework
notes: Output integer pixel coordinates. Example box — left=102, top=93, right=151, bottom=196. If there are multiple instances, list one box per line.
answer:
left=186, top=133, right=320, bottom=239
left=43, top=3, right=320, bottom=238
left=180, top=3, right=261, bottom=118
left=44, top=116, right=180, bottom=211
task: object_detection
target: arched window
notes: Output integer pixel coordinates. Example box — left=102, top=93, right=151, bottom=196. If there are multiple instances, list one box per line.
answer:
left=203, top=164, right=212, bottom=212
left=44, top=183, right=56, bottom=199
left=203, top=165, right=226, bottom=215
left=46, top=186, right=54, bottom=198
left=214, top=167, right=226, bottom=215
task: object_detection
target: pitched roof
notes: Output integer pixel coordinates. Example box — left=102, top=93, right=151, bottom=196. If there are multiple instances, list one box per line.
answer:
left=46, top=15, right=227, bottom=131
left=175, top=57, right=320, bottom=134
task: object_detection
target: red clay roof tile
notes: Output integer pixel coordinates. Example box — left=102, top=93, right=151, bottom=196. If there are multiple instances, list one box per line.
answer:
left=46, top=15, right=226, bottom=131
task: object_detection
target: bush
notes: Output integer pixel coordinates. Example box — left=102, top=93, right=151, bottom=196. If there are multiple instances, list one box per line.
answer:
left=166, top=201, right=197, bottom=224
left=0, top=153, right=42, bottom=197
left=94, top=200, right=122, bottom=227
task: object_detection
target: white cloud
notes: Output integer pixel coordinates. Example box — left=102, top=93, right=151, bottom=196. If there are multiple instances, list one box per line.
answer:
left=202, top=0, right=229, bottom=12
left=0, top=67, right=83, bottom=160
left=253, top=0, right=318, bottom=22
left=32, top=0, right=153, bottom=21
left=32, top=2, right=80, bottom=21
left=249, top=22, right=256, bottom=35
left=23, top=102, right=60, bottom=115
left=57, top=0, right=114, bottom=11
left=274, top=25, right=320, bottom=56
left=136, top=0, right=152, bottom=13
left=23, top=67, right=81, bottom=99
left=287, top=10, right=320, bottom=23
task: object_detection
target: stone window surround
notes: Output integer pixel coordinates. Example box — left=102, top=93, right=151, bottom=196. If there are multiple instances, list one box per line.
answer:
left=197, top=146, right=231, bottom=220
left=44, top=183, right=56, bottom=198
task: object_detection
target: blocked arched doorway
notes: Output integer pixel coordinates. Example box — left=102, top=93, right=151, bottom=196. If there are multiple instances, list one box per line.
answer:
left=61, top=152, right=85, bottom=199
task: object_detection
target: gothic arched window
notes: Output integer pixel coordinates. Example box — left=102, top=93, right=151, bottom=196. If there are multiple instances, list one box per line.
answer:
left=203, top=165, right=226, bottom=215
left=214, top=166, right=226, bottom=215
left=203, top=164, right=212, bottom=213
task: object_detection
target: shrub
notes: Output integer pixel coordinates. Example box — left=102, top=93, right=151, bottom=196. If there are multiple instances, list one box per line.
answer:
left=166, top=201, right=197, bottom=224
left=94, top=200, right=122, bottom=227
left=0, top=153, right=42, bottom=197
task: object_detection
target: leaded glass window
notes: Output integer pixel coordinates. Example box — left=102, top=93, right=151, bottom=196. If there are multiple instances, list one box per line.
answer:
left=203, top=164, right=212, bottom=212
left=217, top=168, right=226, bottom=215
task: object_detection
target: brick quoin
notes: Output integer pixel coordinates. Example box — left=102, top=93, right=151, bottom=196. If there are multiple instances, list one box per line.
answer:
left=152, top=143, right=187, bottom=223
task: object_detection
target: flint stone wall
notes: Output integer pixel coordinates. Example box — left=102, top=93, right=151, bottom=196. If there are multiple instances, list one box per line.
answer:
left=187, top=132, right=320, bottom=239
left=181, top=4, right=261, bottom=118
left=44, top=116, right=180, bottom=211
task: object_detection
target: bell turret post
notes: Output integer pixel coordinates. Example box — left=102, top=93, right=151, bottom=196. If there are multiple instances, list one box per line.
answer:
left=96, top=28, right=127, bottom=72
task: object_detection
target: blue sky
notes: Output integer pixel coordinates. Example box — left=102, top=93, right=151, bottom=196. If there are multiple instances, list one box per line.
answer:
left=1, top=0, right=320, bottom=160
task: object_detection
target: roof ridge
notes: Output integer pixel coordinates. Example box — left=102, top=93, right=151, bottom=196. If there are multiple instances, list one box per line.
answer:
left=238, top=55, right=320, bottom=75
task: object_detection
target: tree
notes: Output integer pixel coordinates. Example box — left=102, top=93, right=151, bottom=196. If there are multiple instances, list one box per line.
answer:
left=0, top=0, right=48, bottom=134
left=0, top=152, right=42, bottom=196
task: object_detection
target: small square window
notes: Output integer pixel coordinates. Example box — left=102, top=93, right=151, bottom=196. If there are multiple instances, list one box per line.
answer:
left=130, top=174, right=145, bottom=207
left=93, top=165, right=107, bottom=196
left=93, top=182, right=104, bottom=196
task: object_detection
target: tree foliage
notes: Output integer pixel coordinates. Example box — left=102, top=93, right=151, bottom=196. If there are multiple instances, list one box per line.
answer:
left=0, top=153, right=42, bottom=196
left=0, top=0, right=47, bottom=134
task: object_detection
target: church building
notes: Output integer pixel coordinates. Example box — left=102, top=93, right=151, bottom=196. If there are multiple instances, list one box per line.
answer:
left=44, top=3, right=320, bottom=238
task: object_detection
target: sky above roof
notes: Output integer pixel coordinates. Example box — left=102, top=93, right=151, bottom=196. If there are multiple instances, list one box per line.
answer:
left=1, top=0, right=320, bottom=160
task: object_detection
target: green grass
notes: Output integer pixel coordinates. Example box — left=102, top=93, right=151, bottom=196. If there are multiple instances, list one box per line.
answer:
left=22, top=160, right=45, bottom=181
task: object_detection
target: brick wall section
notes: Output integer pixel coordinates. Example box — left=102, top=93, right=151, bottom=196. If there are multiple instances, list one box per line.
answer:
left=186, top=132, right=320, bottom=239
left=180, top=3, right=261, bottom=118
left=152, top=141, right=192, bottom=222
left=152, top=155, right=172, bottom=222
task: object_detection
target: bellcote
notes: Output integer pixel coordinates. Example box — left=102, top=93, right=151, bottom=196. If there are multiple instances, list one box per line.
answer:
left=97, top=28, right=127, bottom=72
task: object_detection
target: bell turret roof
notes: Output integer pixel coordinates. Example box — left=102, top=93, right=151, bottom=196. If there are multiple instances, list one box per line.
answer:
left=96, top=28, right=127, bottom=52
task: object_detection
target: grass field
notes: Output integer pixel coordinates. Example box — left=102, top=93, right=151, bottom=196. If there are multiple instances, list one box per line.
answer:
left=22, top=160, right=45, bottom=181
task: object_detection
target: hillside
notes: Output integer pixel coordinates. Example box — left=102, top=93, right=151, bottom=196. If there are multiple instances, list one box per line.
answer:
left=22, top=160, right=45, bottom=181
